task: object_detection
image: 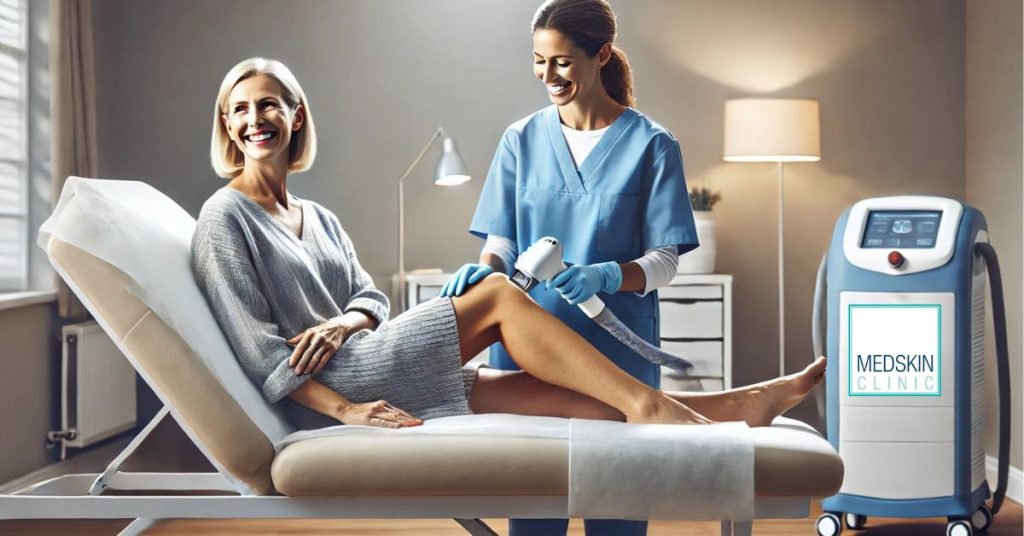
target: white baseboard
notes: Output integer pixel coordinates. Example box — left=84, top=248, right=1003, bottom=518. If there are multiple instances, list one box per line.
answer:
left=986, top=455, right=1023, bottom=505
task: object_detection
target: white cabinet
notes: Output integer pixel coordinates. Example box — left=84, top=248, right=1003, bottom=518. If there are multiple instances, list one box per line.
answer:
left=658, top=274, right=733, bottom=392
left=403, top=272, right=450, bottom=309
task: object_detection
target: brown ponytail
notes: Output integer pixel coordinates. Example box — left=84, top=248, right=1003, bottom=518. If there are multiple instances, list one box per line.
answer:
left=601, top=45, right=634, bottom=108
left=533, top=0, right=635, bottom=107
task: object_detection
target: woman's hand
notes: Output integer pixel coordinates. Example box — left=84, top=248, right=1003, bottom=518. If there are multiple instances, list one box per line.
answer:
left=336, top=400, right=423, bottom=428
left=286, top=318, right=352, bottom=375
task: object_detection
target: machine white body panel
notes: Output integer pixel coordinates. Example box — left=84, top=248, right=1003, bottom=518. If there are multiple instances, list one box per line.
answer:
left=839, top=441, right=954, bottom=499
left=839, top=406, right=953, bottom=443
left=838, top=291, right=956, bottom=499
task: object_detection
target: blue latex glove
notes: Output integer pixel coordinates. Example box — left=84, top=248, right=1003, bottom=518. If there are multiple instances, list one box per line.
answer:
left=548, top=261, right=622, bottom=305
left=439, top=263, right=493, bottom=297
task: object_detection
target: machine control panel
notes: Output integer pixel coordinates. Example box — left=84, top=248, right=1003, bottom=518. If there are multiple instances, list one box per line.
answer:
left=860, top=210, right=942, bottom=249
left=843, top=197, right=963, bottom=275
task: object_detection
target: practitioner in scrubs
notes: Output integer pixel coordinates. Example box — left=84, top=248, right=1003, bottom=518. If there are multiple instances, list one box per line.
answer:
left=442, top=1, right=697, bottom=534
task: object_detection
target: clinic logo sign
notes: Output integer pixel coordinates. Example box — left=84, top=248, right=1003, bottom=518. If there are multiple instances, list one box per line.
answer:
left=848, top=304, right=941, bottom=397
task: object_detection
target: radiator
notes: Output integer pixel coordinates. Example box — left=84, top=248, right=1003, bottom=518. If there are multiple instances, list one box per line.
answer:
left=57, top=321, right=137, bottom=455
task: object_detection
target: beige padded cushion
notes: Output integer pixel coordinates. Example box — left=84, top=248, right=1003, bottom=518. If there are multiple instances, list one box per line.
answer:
left=48, top=238, right=277, bottom=495
left=273, top=435, right=569, bottom=496
left=274, top=422, right=843, bottom=498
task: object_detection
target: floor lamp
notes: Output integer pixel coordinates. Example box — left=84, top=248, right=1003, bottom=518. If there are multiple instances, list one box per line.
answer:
left=723, top=99, right=820, bottom=377
left=397, top=127, right=471, bottom=312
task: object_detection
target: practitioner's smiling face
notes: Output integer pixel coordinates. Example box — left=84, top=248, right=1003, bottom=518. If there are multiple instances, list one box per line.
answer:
left=222, top=75, right=304, bottom=165
left=533, top=28, right=610, bottom=107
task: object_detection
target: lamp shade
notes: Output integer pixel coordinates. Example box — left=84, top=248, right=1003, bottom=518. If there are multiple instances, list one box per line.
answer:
left=723, top=99, right=821, bottom=162
left=434, top=137, right=471, bottom=185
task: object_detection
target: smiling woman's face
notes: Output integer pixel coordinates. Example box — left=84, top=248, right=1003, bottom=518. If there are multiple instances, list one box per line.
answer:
left=222, top=75, right=304, bottom=166
left=533, top=28, right=607, bottom=107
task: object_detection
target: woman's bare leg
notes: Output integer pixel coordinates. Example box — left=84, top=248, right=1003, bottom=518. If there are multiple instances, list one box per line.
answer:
left=468, top=368, right=624, bottom=421
left=466, top=358, right=826, bottom=426
left=451, top=274, right=825, bottom=426
left=663, top=357, right=827, bottom=427
left=451, top=274, right=710, bottom=424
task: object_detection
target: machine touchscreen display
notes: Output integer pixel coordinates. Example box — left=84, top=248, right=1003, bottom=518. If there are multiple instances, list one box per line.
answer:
left=860, top=210, right=942, bottom=249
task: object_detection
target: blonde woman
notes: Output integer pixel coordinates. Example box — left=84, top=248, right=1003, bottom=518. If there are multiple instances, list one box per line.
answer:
left=192, top=57, right=825, bottom=433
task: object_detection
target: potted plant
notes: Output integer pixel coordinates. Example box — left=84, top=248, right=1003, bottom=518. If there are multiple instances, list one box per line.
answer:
left=677, top=186, right=722, bottom=274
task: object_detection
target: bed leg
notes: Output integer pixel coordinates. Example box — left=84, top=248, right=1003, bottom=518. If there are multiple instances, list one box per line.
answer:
left=720, top=520, right=753, bottom=536
left=720, top=520, right=752, bottom=536
left=117, top=518, right=157, bottom=536
left=454, top=518, right=499, bottom=535
left=90, top=406, right=170, bottom=495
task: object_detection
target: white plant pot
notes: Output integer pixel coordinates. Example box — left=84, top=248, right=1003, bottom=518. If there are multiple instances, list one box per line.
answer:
left=677, top=211, right=716, bottom=274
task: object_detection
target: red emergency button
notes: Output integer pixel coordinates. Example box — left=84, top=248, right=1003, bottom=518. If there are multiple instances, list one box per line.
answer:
left=887, top=250, right=905, bottom=268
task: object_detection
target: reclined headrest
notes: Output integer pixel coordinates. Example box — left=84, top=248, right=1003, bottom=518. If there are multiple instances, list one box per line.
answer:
left=38, top=177, right=295, bottom=443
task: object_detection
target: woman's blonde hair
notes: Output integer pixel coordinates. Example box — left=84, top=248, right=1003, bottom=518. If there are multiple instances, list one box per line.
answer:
left=210, top=57, right=317, bottom=178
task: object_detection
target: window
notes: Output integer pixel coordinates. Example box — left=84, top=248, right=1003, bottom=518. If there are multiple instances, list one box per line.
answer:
left=0, top=0, right=28, bottom=291
left=0, top=0, right=49, bottom=293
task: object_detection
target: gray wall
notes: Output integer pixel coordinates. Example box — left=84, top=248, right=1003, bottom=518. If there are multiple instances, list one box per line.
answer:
left=966, top=0, right=1023, bottom=469
left=83, top=0, right=1017, bottom=446
left=0, top=302, right=57, bottom=484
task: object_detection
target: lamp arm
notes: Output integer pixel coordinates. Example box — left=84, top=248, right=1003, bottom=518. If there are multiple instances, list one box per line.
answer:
left=397, top=126, right=445, bottom=313
left=397, top=127, right=445, bottom=184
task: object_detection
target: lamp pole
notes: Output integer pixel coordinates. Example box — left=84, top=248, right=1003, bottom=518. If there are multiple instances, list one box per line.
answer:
left=777, top=161, right=785, bottom=378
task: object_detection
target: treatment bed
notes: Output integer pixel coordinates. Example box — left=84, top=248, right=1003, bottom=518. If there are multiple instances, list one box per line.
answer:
left=0, top=178, right=843, bottom=536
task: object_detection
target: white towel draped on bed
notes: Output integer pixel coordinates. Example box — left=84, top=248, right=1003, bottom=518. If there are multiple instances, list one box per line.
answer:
left=569, top=418, right=754, bottom=520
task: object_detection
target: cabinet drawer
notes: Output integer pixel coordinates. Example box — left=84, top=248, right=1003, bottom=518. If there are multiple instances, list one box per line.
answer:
left=659, top=285, right=723, bottom=300
left=660, top=341, right=722, bottom=377
left=659, top=301, right=723, bottom=338
left=659, top=376, right=725, bottom=392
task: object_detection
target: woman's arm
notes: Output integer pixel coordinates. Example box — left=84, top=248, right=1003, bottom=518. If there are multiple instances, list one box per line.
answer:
left=286, top=310, right=378, bottom=375
left=619, top=246, right=679, bottom=294
left=479, top=234, right=517, bottom=275
left=480, top=252, right=509, bottom=275
left=288, top=379, right=422, bottom=428
left=618, top=261, right=646, bottom=293
left=288, top=378, right=352, bottom=419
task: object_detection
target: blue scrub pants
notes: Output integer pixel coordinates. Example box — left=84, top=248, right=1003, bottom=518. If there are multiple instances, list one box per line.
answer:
left=491, top=351, right=657, bottom=536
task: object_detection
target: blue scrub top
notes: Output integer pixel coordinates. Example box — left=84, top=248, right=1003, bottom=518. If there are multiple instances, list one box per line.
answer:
left=469, top=106, right=697, bottom=386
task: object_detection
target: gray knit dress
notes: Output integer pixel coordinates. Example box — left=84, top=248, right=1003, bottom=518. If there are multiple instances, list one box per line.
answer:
left=192, top=188, right=475, bottom=431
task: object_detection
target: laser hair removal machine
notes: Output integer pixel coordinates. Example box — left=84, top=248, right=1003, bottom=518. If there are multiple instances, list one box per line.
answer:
left=814, top=196, right=1011, bottom=536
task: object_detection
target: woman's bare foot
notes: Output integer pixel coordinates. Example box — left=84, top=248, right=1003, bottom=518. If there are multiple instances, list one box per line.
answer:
left=628, top=394, right=715, bottom=425
left=731, top=356, right=827, bottom=427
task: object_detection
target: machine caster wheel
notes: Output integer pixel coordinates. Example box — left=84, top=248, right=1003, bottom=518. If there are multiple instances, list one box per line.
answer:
left=844, top=513, right=867, bottom=530
left=971, top=505, right=992, bottom=532
left=947, top=519, right=973, bottom=536
left=816, top=512, right=842, bottom=536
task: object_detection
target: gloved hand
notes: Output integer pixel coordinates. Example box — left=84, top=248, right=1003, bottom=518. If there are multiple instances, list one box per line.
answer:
left=548, top=261, right=622, bottom=305
left=439, top=263, right=493, bottom=297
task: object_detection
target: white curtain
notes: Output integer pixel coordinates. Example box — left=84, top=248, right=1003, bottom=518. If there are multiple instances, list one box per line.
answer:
left=49, top=0, right=95, bottom=320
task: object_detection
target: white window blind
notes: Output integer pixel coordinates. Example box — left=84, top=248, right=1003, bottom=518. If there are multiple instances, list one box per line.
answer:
left=0, top=0, right=27, bottom=292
